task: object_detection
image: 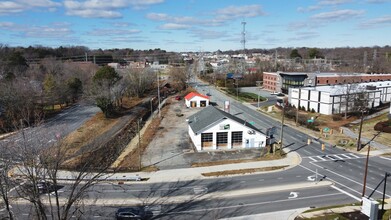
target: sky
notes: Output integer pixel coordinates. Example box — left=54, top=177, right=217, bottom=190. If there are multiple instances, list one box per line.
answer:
left=0, top=0, right=391, bottom=52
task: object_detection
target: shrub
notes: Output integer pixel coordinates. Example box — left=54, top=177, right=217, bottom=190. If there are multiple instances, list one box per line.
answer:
left=332, top=114, right=342, bottom=121
left=311, top=108, right=316, bottom=113
left=374, top=120, right=391, bottom=133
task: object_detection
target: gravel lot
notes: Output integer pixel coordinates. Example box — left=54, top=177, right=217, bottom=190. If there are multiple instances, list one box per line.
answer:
left=141, top=98, right=264, bottom=170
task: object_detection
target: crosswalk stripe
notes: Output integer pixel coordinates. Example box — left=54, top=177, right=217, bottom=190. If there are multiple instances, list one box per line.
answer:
left=317, top=156, right=327, bottom=161
left=340, top=154, right=352, bottom=159
left=333, top=155, right=344, bottom=160
left=348, top=153, right=360, bottom=158
left=309, top=157, right=317, bottom=162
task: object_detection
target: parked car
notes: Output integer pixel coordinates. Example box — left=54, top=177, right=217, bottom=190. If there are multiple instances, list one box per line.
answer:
left=206, top=93, right=211, bottom=96
left=115, top=207, right=146, bottom=220
left=174, top=96, right=181, bottom=100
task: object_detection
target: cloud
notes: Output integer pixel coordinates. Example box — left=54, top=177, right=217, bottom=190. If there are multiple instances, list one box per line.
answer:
left=87, top=28, right=141, bottom=36
left=297, top=0, right=352, bottom=12
left=359, top=15, right=391, bottom=28
left=159, top=23, right=190, bottom=30
left=190, top=29, right=227, bottom=40
left=0, top=21, right=73, bottom=38
left=318, top=0, right=353, bottom=5
left=111, top=22, right=137, bottom=27
left=64, top=0, right=164, bottom=18
left=365, top=0, right=391, bottom=3
left=287, top=21, right=324, bottom=31
left=146, top=13, right=199, bottom=23
left=288, top=31, right=320, bottom=41
left=0, top=0, right=60, bottom=15
left=214, top=5, right=265, bottom=21
left=311, top=9, right=365, bottom=21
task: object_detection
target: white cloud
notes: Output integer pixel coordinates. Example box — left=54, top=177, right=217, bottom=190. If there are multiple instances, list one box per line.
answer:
left=214, top=5, right=265, bottom=21
left=311, top=9, right=365, bottom=21
left=360, top=15, right=391, bottom=28
left=88, top=28, right=141, bottom=36
left=318, top=0, right=353, bottom=5
left=0, top=0, right=60, bottom=15
left=365, top=0, right=391, bottom=3
left=64, top=0, right=164, bottom=18
left=0, top=21, right=73, bottom=38
left=297, top=0, right=352, bottom=12
left=159, top=23, right=190, bottom=30
left=288, top=31, right=320, bottom=41
left=190, top=29, right=227, bottom=40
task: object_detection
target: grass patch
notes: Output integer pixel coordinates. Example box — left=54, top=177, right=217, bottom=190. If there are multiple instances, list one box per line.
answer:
left=350, top=113, right=391, bottom=147
left=303, top=203, right=361, bottom=213
left=201, top=165, right=288, bottom=177
left=141, top=165, right=159, bottom=172
left=191, top=152, right=285, bottom=167
left=221, top=88, right=266, bottom=102
left=296, top=213, right=350, bottom=220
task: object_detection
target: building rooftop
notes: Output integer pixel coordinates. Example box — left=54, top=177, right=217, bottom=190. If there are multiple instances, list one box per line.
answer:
left=299, top=80, right=391, bottom=95
left=187, top=106, right=262, bottom=135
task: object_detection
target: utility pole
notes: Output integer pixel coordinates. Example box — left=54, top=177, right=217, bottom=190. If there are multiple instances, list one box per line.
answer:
left=137, top=119, right=142, bottom=171
left=279, top=103, right=285, bottom=155
left=357, top=109, right=365, bottom=151
left=361, top=142, right=371, bottom=199
left=257, top=88, right=260, bottom=108
left=382, top=172, right=390, bottom=212
left=157, top=71, right=161, bottom=118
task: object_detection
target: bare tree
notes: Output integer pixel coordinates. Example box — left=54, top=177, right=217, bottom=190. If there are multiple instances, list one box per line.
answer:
left=125, top=67, right=155, bottom=98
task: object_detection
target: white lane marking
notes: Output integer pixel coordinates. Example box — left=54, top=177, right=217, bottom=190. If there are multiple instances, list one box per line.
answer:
left=340, top=154, right=352, bottom=159
left=288, top=192, right=298, bottom=199
left=277, top=177, right=283, bottom=180
left=304, top=163, right=391, bottom=198
left=296, top=175, right=302, bottom=178
left=331, top=185, right=361, bottom=201
left=334, top=155, right=344, bottom=160
left=380, top=156, right=391, bottom=161
left=167, top=192, right=343, bottom=214
left=348, top=153, right=360, bottom=159
left=309, top=157, right=317, bottom=162
left=317, top=156, right=327, bottom=161
left=258, top=179, right=264, bottom=182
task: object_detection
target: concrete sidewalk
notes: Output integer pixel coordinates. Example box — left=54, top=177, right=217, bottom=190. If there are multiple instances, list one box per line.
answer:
left=54, top=151, right=301, bottom=183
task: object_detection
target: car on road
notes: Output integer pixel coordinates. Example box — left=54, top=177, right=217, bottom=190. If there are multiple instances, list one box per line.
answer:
left=206, top=93, right=211, bottom=96
left=115, top=207, right=146, bottom=220
left=270, top=91, right=278, bottom=95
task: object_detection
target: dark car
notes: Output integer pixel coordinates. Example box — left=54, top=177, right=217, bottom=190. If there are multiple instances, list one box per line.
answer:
left=116, top=207, right=146, bottom=220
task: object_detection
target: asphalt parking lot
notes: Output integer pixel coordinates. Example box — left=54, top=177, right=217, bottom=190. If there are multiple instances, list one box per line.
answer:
left=141, top=98, right=265, bottom=170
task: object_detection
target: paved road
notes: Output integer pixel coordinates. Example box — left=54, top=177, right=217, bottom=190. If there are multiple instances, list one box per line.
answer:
left=0, top=104, right=100, bottom=147
left=190, top=79, right=391, bottom=214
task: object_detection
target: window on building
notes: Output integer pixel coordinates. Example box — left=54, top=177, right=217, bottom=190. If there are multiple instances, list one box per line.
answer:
left=317, top=80, right=320, bottom=83
left=335, top=80, right=337, bottom=83
left=201, top=133, right=213, bottom=143
left=217, top=132, right=228, bottom=146
left=326, top=80, right=329, bottom=83
left=231, top=131, right=243, bottom=145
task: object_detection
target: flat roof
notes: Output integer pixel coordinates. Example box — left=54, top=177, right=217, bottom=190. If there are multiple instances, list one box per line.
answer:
left=298, top=80, right=391, bottom=95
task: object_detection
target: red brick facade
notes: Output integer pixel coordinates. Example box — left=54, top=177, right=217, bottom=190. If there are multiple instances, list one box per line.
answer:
left=263, top=72, right=278, bottom=91
left=316, top=74, right=391, bottom=85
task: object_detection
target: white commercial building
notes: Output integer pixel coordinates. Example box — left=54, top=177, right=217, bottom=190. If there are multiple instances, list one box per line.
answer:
left=187, top=106, right=267, bottom=151
left=185, top=92, right=210, bottom=108
left=288, top=81, right=391, bottom=115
